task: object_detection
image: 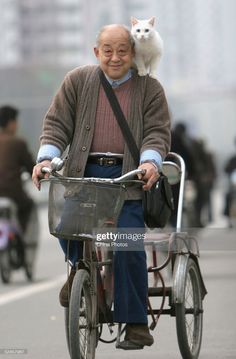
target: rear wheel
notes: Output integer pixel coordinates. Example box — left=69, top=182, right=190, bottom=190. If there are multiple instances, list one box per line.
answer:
left=25, top=263, right=34, bottom=281
left=69, top=269, right=97, bottom=359
left=175, top=258, right=203, bottom=359
left=0, top=251, right=11, bottom=283
left=9, top=237, right=24, bottom=269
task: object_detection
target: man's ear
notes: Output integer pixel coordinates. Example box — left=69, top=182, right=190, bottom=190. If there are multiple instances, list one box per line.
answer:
left=94, top=47, right=99, bottom=58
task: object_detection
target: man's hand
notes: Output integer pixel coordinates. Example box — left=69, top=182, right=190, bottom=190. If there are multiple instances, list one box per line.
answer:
left=32, top=160, right=52, bottom=190
left=137, top=162, right=160, bottom=190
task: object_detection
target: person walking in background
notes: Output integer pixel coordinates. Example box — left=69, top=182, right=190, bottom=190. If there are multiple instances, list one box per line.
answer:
left=170, top=122, right=217, bottom=228
left=170, top=122, right=196, bottom=227
left=224, top=137, right=236, bottom=176
left=224, top=137, right=236, bottom=227
left=32, top=24, right=171, bottom=349
left=191, top=139, right=217, bottom=226
left=0, top=105, right=35, bottom=233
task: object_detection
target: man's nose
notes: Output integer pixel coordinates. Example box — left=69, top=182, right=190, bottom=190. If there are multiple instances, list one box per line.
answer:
left=111, top=51, right=120, bottom=61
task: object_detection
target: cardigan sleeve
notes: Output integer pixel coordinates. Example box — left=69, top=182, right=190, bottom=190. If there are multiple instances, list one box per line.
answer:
left=141, top=78, right=171, bottom=160
left=40, top=71, right=79, bottom=153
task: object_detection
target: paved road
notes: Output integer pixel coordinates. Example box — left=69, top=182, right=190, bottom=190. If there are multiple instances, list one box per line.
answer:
left=0, top=204, right=236, bottom=359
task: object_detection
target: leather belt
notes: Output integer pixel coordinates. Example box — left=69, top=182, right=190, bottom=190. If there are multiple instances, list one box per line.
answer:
left=88, top=156, right=123, bottom=166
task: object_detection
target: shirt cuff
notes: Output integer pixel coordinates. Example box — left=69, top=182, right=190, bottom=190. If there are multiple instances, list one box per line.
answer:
left=140, top=150, right=163, bottom=171
left=36, top=144, right=61, bottom=163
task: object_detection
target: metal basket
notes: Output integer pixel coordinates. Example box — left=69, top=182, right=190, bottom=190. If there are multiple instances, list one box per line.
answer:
left=47, top=178, right=126, bottom=240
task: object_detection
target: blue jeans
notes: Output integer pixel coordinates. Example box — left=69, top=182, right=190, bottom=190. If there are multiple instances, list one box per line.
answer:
left=59, top=164, right=148, bottom=323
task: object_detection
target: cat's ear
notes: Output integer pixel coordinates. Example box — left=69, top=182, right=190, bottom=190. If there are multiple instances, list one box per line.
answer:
left=131, top=16, right=139, bottom=26
left=148, top=17, right=155, bottom=26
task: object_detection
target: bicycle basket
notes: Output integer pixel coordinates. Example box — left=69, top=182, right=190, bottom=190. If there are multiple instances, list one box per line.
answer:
left=47, top=178, right=126, bottom=240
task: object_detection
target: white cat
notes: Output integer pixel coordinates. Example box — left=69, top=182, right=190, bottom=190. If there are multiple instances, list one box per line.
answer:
left=131, top=16, right=163, bottom=79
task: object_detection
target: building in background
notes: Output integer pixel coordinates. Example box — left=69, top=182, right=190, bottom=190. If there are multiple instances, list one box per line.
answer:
left=0, top=0, right=20, bottom=67
left=1, top=0, right=85, bottom=67
left=0, top=0, right=236, bottom=163
left=1, top=0, right=236, bottom=89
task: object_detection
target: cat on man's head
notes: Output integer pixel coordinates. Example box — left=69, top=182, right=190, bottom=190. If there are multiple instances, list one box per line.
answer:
left=130, top=16, right=163, bottom=79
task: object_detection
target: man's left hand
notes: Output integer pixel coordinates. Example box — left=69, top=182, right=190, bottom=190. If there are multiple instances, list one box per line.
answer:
left=137, top=162, right=160, bottom=190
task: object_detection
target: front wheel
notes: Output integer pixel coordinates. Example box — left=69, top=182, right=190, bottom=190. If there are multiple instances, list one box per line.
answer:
left=24, top=245, right=37, bottom=282
left=64, top=308, right=70, bottom=355
left=69, top=269, right=97, bottom=359
left=175, top=258, right=203, bottom=359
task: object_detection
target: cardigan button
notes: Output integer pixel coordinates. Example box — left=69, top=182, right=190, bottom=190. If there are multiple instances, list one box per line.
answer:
left=81, top=146, right=87, bottom=151
left=85, top=125, right=90, bottom=130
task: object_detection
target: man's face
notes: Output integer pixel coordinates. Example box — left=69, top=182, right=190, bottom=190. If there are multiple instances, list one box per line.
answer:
left=94, top=26, right=134, bottom=80
left=6, top=119, right=17, bottom=135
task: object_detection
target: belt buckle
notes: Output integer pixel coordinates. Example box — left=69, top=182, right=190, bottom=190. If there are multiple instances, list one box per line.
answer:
left=98, top=157, right=116, bottom=166
left=108, top=159, right=114, bottom=165
left=99, top=157, right=104, bottom=166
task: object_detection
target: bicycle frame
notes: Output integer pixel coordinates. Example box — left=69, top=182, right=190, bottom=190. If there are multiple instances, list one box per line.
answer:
left=42, top=154, right=207, bottom=359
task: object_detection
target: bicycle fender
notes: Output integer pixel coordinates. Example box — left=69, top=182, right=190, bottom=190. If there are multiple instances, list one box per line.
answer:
left=172, top=254, right=189, bottom=304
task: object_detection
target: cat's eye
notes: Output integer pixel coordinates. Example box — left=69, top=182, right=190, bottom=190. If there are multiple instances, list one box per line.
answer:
left=136, top=29, right=141, bottom=32
left=145, top=29, right=149, bottom=33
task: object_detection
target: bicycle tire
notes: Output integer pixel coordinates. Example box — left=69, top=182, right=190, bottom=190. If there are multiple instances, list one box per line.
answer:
left=175, top=258, right=203, bottom=359
left=69, top=269, right=96, bottom=359
left=24, top=245, right=37, bottom=282
left=25, top=264, right=34, bottom=281
left=0, top=251, right=11, bottom=283
left=64, top=308, right=70, bottom=355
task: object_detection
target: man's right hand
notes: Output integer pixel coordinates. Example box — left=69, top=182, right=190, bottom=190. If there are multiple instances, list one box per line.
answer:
left=32, top=160, right=52, bottom=190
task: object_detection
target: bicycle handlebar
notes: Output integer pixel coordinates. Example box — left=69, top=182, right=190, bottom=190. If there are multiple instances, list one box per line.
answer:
left=41, top=158, right=146, bottom=184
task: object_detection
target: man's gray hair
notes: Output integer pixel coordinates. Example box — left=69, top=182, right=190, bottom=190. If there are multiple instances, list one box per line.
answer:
left=95, top=24, right=135, bottom=49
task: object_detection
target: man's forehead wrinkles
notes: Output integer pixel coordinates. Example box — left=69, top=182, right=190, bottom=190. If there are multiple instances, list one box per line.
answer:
left=100, top=33, right=129, bottom=45
left=101, top=42, right=130, bottom=48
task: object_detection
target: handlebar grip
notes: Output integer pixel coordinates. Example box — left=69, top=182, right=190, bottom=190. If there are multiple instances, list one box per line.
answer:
left=140, top=169, right=146, bottom=175
left=41, top=167, right=51, bottom=174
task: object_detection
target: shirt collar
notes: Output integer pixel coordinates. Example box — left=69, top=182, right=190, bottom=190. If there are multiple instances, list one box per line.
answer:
left=104, top=69, right=133, bottom=88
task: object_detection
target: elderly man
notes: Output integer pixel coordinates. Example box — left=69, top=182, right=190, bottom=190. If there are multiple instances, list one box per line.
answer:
left=32, top=24, right=170, bottom=349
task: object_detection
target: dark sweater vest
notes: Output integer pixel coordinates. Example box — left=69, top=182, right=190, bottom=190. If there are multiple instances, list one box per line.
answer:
left=90, top=78, right=132, bottom=154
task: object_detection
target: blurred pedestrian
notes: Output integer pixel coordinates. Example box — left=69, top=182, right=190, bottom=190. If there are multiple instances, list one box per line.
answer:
left=192, top=139, right=217, bottom=225
left=170, top=122, right=217, bottom=228
left=0, top=105, right=35, bottom=233
left=171, top=122, right=196, bottom=179
left=224, top=137, right=236, bottom=176
left=170, top=122, right=197, bottom=227
left=223, top=137, right=236, bottom=226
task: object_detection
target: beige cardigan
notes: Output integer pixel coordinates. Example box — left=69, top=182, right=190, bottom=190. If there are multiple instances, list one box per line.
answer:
left=40, top=65, right=171, bottom=199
